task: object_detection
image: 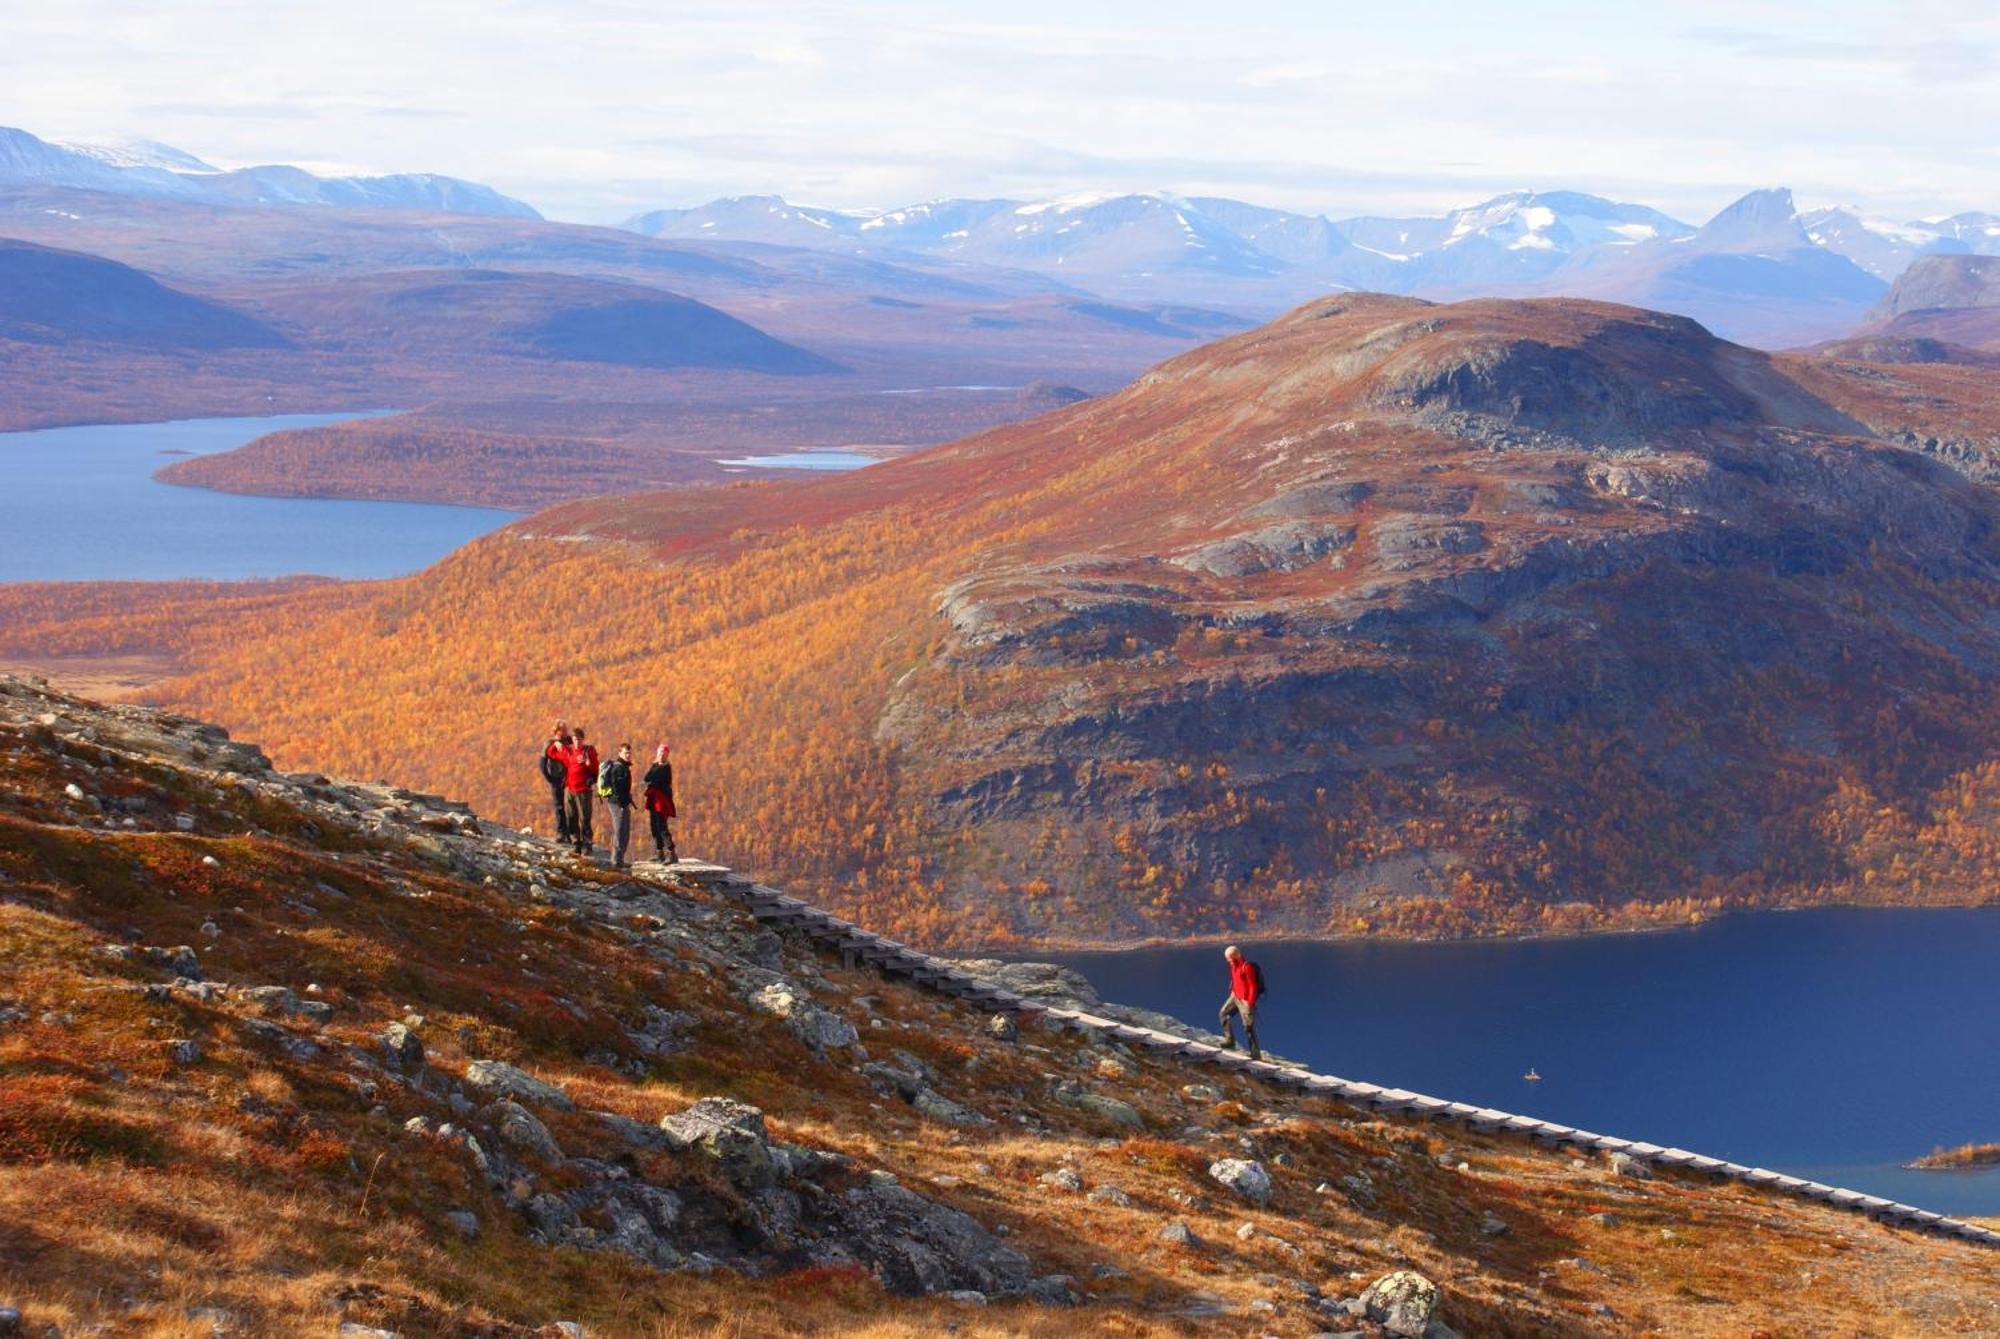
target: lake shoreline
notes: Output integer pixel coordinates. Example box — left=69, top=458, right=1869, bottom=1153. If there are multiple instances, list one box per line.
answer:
left=960, top=897, right=2000, bottom=958
left=1020, top=905, right=2000, bottom=1214
left=0, top=412, right=513, bottom=583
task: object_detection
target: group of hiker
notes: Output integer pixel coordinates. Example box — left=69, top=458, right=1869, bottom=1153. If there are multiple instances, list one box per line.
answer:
left=536, top=722, right=1273, bottom=1048
left=539, top=721, right=677, bottom=869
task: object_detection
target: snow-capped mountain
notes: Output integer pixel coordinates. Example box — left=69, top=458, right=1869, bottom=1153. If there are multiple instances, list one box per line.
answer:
left=1532, top=188, right=1887, bottom=347
left=0, top=127, right=194, bottom=195
left=1801, top=205, right=2000, bottom=280
left=625, top=195, right=870, bottom=247
left=619, top=188, right=1704, bottom=308
left=61, top=137, right=219, bottom=174
left=0, top=126, right=540, bottom=219
left=855, top=198, right=1019, bottom=249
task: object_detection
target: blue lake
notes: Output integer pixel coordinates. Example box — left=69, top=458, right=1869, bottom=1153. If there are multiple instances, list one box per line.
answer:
left=0, top=414, right=516, bottom=581
left=1036, top=907, right=2000, bottom=1214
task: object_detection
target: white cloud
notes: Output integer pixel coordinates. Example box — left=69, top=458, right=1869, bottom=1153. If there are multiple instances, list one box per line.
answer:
left=1, top=0, right=1995, bottom=225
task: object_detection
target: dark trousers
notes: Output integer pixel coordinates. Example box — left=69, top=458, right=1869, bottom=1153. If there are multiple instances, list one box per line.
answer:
left=609, top=804, right=631, bottom=866
left=548, top=779, right=572, bottom=841
left=1219, top=996, right=1260, bottom=1058
left=648, top=810, right=676, bottom=861
left=565, top=789, right=594, bottom=849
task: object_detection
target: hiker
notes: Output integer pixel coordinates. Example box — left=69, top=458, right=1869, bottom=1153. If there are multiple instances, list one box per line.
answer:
left=643, top=742, right=678, bottom=864
left=1218, top=944, right=1264, bottom=1060
left=561, top=726, right=599, bottom=855
left=600, top=741, right=636, bottom=869
left=541, top=720, right=573, bottom=844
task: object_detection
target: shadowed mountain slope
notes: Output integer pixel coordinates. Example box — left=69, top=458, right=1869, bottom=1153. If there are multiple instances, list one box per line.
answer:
left=236, top=268, right=840, bottom=374
left=0, top=237, right=287, bottom=350
left=99, top=294, right=2000, bottom=946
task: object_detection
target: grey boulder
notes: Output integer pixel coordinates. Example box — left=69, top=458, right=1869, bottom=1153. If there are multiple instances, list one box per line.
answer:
left=1361, top=1269, right=1440, bottom=1338
left=660, top=1097, right=777, bottom=1189
left=462, top=1058, right=574, bottom=1111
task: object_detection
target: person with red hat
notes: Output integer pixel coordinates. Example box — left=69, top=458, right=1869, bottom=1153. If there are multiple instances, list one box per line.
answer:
left=643, top=741, right=678, bottom=865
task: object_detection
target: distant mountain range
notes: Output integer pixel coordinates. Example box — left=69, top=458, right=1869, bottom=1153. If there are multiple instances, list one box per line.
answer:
left=626, top=187, right=2000, bottom=346
left=0, top=126, right=540, bottom=219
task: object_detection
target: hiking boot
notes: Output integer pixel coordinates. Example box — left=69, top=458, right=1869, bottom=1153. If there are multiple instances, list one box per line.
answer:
left=654, top=848, right=666, bottom=863
left=1219, top=1038, right=1237, bottom=1052
left=1248, top=1049, right=1262, bottom=1062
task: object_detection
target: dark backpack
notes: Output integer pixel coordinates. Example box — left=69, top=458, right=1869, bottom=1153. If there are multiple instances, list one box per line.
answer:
left=538, top=749, right=564, bottom=784
left=596, top=758, right=620, bottom=799
left=1249, top=962, right=1267, bottom=999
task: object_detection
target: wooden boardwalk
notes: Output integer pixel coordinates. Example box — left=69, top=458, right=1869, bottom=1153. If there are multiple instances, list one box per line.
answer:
left=654, top=858, right=2000, bottom=1251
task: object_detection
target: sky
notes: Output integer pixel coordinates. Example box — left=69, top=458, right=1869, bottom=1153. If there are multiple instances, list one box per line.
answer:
left=5, top=0, right=1998, bottom=225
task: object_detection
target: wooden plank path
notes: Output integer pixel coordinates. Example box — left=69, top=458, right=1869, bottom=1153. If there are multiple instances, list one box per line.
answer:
left=656, top=858, right=2000, bottom=1251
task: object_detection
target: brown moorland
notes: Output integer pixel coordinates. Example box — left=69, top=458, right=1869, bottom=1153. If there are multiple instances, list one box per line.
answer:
left=4, top=678, right=1998, bottom=1336
left=19, top=293, right=2000, bottom=950
left=153, top=386, right=1092, bottom=511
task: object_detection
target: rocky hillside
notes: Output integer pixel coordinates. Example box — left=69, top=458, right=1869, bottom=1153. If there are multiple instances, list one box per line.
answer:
left=102, top=292, right=2000, bottom=947
left=1826, top=255, right=2000, bottom=357
left=5, top=676, right=1999, bottom=1337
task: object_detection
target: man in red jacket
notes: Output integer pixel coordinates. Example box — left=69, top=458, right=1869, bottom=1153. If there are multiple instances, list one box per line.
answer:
left=561, top=727, right=599, bottom=855
left=1219, top=944, right=1263, bottom=1060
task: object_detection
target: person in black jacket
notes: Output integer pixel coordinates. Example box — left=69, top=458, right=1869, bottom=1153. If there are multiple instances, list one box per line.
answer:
left=603, top=741, right=636, bottom=869
left=643, top=742, right=677, bottom=864
left=541, top=721, right=573, bottom=844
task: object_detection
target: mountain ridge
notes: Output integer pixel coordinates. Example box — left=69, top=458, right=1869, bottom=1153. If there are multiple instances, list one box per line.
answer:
left=0, top=125, right=540, bottom=219
left=622, top=185, right=1988, bottom=345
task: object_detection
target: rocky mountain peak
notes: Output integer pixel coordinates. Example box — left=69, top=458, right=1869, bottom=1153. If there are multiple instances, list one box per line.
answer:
left=1874, top=253, right=2000, bottom=318
left=1694, top=186, right=1809, bottom=251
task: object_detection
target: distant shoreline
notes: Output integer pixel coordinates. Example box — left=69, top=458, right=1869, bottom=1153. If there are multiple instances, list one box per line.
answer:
left=973, top=901, right=2000, bottom=958
left=1908, top=1143, right=2000, bottom=1172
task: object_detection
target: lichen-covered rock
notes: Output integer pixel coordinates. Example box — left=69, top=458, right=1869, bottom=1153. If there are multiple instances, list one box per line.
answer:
left=1362, top=1269, right=1440, bottom=1338
left=659, top=1097, right=776, bottom=1189
left=750, top=981, right=859, bottom=1052
left=985, top=1013, right=1018, bottom=1042
left=1208, top=1157, right=1272, bottom=1205
left=1170, top=520, right=1356, bottom=577
left=592, top=1109, right=669, bottom=1151
left=912, top=1086, right=991, bottom=1127
left=827, top=1178, right=1031, bottom=1298
left=379, top=1022, right=424, bottom=1068
left=1050, top=1079, right=1143, bottom=1128
left=462, top=1059, right=573, bottom=1111
left=489, top=1100, right=563, bottom=1164
left=1038, top=1166, right=1083, bottom=1192
left=1608, top=1151, right=1653, bottom=1179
